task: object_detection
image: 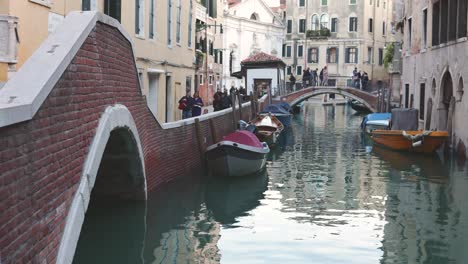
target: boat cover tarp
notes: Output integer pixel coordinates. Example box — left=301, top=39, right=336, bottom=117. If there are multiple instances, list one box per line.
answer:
left=361, top=113, right=392, bottom=129
left=276, top=102, right=292, bottom=113
left=391, top=108, right=419, bottom=130
left=260, top=105, right=290, bottom=115
left=223, top=130, right=263, bottom=148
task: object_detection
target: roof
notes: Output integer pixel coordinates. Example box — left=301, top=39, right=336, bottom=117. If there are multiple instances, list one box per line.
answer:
left=241, top=52, right=285, bottom=65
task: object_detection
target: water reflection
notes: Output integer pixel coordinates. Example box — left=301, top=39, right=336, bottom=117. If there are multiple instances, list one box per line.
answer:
left=74, top=103, right=468, bottom=264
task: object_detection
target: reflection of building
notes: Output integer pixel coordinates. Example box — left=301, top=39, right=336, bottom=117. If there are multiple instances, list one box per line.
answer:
left=223, top=0, right=285, bottom=89
left=0, top=0, right=196, bottom=122
left=151, top=204, right=221, bottom=264
left=400, top=0, right=468, bottom=158
left=283, top=0, right=398, bottom=87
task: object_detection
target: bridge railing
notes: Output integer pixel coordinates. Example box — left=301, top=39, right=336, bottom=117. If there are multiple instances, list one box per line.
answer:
left=285, top=75, right=356, bottom=94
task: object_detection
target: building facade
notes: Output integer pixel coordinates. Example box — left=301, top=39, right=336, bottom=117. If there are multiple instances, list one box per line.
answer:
left=400, top=0, right=468, bottom=158
left=223, top=0, right=285, bottom=91
left=0, top=0, right=197, bottom=122
left=283, top=0, right=397, bottom=88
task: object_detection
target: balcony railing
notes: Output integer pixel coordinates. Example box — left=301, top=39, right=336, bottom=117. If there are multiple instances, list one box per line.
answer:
left=306, top=28, right=331, bottom=39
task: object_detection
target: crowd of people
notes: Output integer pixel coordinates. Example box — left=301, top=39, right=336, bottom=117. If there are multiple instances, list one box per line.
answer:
left=178, top=85, right=248, bottom=119
left=352, top=67, right=369, bottom=90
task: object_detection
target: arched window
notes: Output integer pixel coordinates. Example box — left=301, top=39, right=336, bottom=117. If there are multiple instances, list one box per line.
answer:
left=250, top=13, right=258, bottom=20
left=441, top=71, right=453, bottom=107
left=458, top=77, right=464, bottom=101
left=311, top=14, right=319, bottom=30
left=320, top=14, right=329, bottom=29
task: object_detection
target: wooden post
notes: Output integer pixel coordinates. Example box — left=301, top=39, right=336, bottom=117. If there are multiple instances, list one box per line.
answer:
left=237, top=92, right=243, bottom=121
left=194, top=118, right=205, bottom=163
left=250, top=91, right=255, bottom=120
left=209, top=119, right=218, bottom=143
left=231, top=93, right=237, bottom=130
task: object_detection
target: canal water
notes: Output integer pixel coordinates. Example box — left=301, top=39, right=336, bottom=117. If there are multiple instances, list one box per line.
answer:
left=74, top=102, right=468, bottom=264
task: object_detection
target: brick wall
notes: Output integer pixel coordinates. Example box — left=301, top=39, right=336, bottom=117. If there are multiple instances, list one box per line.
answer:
left=0, top=23, right=253, bottom=263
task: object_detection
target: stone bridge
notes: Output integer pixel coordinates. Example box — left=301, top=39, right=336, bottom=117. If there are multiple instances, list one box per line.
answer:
left=0, top=12, right=259, bottom=263
left=279, top=86, right=379, bottom=112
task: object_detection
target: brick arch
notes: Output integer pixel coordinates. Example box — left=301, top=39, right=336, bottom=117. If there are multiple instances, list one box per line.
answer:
left=288, top=89, right=377, bottom=112
left=56, top=104, right=146, bottom=263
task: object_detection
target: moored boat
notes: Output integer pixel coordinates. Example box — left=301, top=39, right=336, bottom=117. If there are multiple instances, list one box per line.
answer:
left=260, top=104, right=292, bottom=126
left=250, top=114, right=284, bottom=146
left=205, top=130, right=269, bottom=177
left=349, top=99, right=371, bottom=113
left=371, top=130, right=448, bottom=154
left=361, top=113, right=391, bottom=134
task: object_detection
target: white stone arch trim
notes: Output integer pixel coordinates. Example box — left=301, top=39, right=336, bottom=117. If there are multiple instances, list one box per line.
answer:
left=289, top=89, right=377, bottom=112
left=311, top=13, right=320, bottom=30
left=56, top=104, right=147, bottom=264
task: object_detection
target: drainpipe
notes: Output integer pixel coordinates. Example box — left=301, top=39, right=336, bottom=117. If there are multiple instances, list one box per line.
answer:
left=371, top=0, right=376, bottom=86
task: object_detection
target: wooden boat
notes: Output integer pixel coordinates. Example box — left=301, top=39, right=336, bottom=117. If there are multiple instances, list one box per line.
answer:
left=260, top=104, right=292, bottom=126
left=250, top=114, right=284, bottom=146
left=205, top=130, right=269, bottom=177
left=349, top=99, right=371, bottom=113
left=371, top=130, right=448, bottom=154
left=361, top=113, right=391, bottom=134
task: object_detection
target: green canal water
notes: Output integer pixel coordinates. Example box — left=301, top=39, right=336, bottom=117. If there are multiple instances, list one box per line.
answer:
left=74, top=102, right=468, bottom=264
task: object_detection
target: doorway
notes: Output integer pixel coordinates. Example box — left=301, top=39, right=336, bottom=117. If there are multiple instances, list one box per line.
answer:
left=165, top=76, right=173, bottom=122
left=439, top=72, right=453, bottom=130
left=148, top=73, right=159, bottom=118
left=254, top=79, right=272, bottom=97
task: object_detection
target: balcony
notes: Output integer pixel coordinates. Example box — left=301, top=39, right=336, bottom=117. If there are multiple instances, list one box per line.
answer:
left=306, top=28, right=331, bottom=39
left=0, top=15, right=19, bottom=63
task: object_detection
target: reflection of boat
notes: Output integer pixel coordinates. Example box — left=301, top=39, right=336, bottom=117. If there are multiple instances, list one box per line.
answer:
left=205, top=170, right=268, bottom=225
left=372, top=146, right=448, bottom=183
left=371, top=130, right=448, bottom=154
left=349, top=99, right=371, bottom=113
left=260, top=104, right=293, bottom=126
left=205, top=131, right=269, bottom=177
left=361, top=113, right=391, bottom=134
left=250, top=114, right=284, bottom=146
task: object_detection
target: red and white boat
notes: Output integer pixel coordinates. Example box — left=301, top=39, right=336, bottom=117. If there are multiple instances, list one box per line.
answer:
left=205, top=130, right=270, bottom=177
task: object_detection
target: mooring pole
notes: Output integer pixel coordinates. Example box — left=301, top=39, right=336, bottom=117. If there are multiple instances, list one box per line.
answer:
left=231, top=93, right=237, bottom=130
left=209, top=119, right=218, bottom=143
left=237, top=92, right=243, bottom=121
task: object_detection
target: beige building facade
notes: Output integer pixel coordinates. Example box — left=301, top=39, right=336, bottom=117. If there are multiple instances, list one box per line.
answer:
left=0, top=0, right=197, bottom=122
left=283, top=0, right=397, bottom=87
left=401, top=0, right=468, bottom=158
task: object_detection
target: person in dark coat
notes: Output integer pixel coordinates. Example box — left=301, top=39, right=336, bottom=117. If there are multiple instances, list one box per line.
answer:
left=178, top=90, right=194, bottom=119
left=221, top=89, right=232, bottom=109
left=191, top=91, right=204, bottom=117
left=319, top=68, right=324, bottom=86
left=302, top=68, right=310, bottom=87
left=213, top=88, right=223, bottom=111
left=361, top=72, right=369, bottom=91
left=289, top=74, right=296, bottom=91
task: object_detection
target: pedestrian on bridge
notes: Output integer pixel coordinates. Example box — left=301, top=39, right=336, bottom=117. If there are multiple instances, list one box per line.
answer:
left=289, top=73, right=296, bottom=92
left=321, top=66, right=329, bottom=86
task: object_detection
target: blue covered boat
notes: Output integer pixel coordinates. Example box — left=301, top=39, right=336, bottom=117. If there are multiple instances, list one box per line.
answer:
left=361, top=113, right=391, bottom=134
left=260, top=104, right=292, bottom=126
left=276, top=102, right=293, bottom=113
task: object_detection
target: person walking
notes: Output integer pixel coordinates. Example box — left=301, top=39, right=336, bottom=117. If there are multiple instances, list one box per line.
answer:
left=312, top=68, right=318, bottom=86
left=191, top=91, right=204, bottom=117
left=361, top=72, right=369, bottom=91
left=352, top=67, right=359, bottom=88
left=178, top=90, right=194, bottom=119
left=322, top=66, right=329, bottom=86
left=213, top=88, right=223, bottom=111
left=221, top=89, right=232, bottom=109
left=302, top=69, right=310, bottom=88
left=319, top=68, right=324, bottom=86
left=289, top=73, right=296, bottom=92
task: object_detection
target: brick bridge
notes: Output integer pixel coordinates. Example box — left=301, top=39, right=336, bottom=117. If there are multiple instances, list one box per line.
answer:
left=279, top=86, right=379, bottom=112
left=0, top=12, right=260, bottom=263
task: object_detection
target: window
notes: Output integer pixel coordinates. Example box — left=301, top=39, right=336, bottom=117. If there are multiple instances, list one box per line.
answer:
left=368, top=18, right=373, bottom=32
left=327, top=47, right=338, bottom=63
left=167, top=0, right=172, bottom=45
left=345, top=47, right=358, bottom=63
left=298, top=45, right=304, bottom=57
left=378, top=48, right=383, bottom=65
left=422, top=9, right=427, bottom=48
left=331, top=18, right=338, bottom=32
left=311, top=15, right=320, bottom=30
left=82, top=0, right=97, bottom=11
left=176, top=0, right=181, bottom=44
left=299, top=0, right=305, bottom=7
left=349, top=17, right=358, bottom=32
left=308, top=48, right=319, bottom=63
left=188, top=0, right=193, bottom=47
left=209, top=75, right=213, bottom=85
left=441, top=0, right=448, bottom=43
left=458, top=0, right=468, bottom=38
left=199, top=74, right=204, bottom=85
left=383, top=1, right=386, bottom=8
left=320, top=14, right=329, bottom=29
left=407, top=18, right=412, bottom=52
left=104, top=0, right=121, bottom=22
left=405, top=84, right=409, bottom=108
left=149, top=0, right=155, bottom=38
left=367, top=47, right=372, bottom=63
left=287, top=66, right=292, bottom=75
left=250, top=13, right=258, bottom=20
left=135, top=0, right=145, bottom=36
left=419, top=83, right=426, bottom=120
left=377, top=0, right=380, bottom=7
left=321, top=0, right=328, bottom=6
left=382, top=21, right=386, bottom=35
left=296, top=65, right=303, bottom=75
left=219, top=50, right=223, bottom=64
left=282, top=44, right=286, bottom=57
left=299, top=18, right=306, bottom=33
left=449, top=0, right=457, bottom=41
left=287, top=19, right=293, bottom=33
left=350, top=0, right=357, bottom=4
left=209, top=41, right=213, bottom=55
left=433, top=2, right=440, bottom=45
left=286, top=45, right=292, bottom=57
